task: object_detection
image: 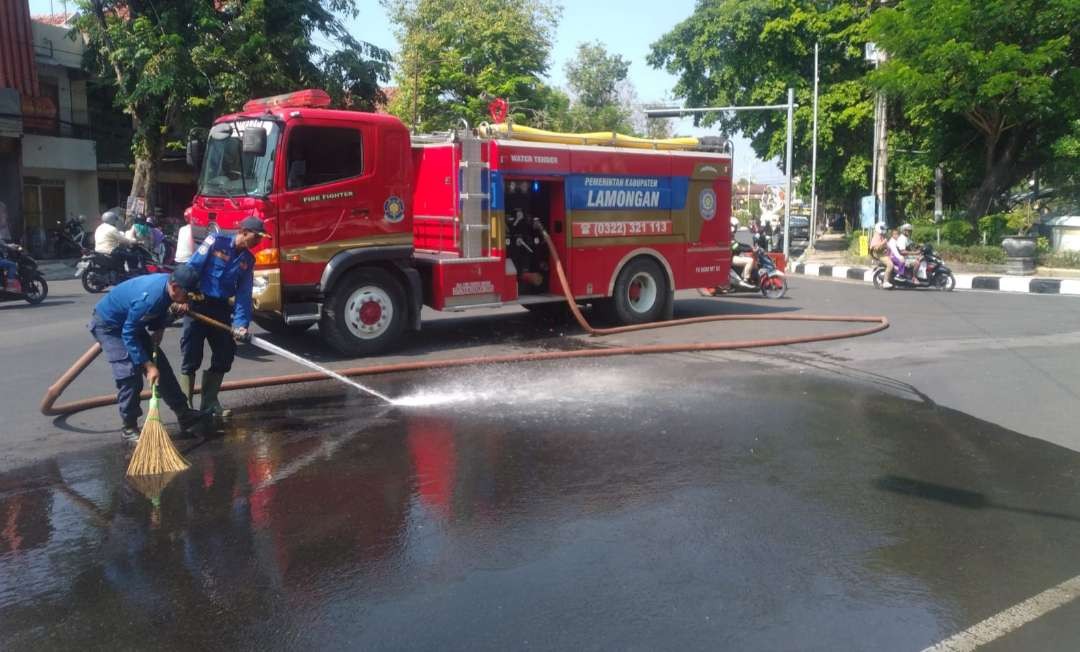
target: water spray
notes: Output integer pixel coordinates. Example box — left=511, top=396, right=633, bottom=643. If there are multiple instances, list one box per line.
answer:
left=185, top=311, right=395, bottom=404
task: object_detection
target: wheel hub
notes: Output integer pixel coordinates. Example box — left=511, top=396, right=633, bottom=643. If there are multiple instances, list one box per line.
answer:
left=345, top=286, right=393, bottom=340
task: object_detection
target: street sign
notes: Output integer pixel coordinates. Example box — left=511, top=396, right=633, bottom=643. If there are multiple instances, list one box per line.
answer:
left=860, top=195, right=877, bottom=229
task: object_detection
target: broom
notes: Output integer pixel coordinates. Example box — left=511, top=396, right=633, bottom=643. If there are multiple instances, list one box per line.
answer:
left=126, top=359, right=190, bottom=476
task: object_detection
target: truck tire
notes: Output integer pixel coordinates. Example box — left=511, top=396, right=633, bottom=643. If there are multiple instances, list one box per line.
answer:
left=611, top=257, right=668, bottom=325
left=320, top=267, right=405, bottom=356
left=253, top=315, right=312, bottom=337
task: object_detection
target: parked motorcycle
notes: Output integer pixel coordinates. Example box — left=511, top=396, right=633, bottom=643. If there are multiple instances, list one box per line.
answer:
left=872, top=244, right=956, bottom=291
left=51, top=216, right=89, bottom=258
left=0, top=243, right=49, bottom=305
left=701, top=244, right=788, bottom=299
left=75, top=244, right=168, bottom=293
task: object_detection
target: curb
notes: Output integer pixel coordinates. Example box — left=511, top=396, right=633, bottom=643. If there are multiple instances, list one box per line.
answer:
left=793, top=263, right=1080, bottom=296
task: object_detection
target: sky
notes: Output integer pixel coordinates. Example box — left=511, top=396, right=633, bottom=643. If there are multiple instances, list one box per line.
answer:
left=28, top=0, right=784, bottom=182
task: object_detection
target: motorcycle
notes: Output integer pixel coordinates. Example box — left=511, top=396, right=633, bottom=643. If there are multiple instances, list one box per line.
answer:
left=872, top=244, right=956, bottom=291
left=51, top=216, right=89, bottom=258
left=0, top=243, right=49, bottom=305
left=75, top=244, right=168, bottom=293
left=701, top=244, right=788, bottom=299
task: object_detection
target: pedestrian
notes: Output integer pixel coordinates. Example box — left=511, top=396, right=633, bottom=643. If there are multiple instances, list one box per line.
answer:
left=88, top=267, right=210, bottom=445
left=180, top=216, right=270, bottom=418
left=174, top=208, right=196, bottom=264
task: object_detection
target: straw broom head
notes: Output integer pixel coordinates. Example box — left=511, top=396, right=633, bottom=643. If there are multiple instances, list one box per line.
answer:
left=126, top=383, right=190, bottom=476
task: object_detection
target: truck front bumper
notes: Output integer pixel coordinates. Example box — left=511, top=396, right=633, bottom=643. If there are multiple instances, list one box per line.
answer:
left=252, top=269, right=282, bottom=313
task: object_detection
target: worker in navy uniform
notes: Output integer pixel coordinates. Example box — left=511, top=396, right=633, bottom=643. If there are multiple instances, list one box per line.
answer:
left=89, top=267, right=210, bottom=444
left=180, top=216, right=268, bottom=418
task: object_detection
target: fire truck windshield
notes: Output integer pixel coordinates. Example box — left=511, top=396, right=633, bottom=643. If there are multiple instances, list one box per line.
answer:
left=198, top=119, right=280, bottom=198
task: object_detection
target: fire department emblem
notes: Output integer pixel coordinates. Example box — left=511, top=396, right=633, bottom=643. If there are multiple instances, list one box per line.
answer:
left=383, top=196, right=405, bottom=223
left=699, top=188, right=717, bottom=221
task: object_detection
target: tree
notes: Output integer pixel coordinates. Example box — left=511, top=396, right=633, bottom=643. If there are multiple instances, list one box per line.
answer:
left=563, top=41, right=635, bottom=133
left=869, top=0, right=1080, bottom=220
left=74, top=0, right=390, bottom=211
left=648, top=1, right=878, bottom=220
left=384, top=0, right=561, bottom=131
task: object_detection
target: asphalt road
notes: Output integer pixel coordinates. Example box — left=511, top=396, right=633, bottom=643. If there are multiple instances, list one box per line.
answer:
left=3, top=276, right=1078, bottom=467
left=1, top=276, right=1079, bottom=649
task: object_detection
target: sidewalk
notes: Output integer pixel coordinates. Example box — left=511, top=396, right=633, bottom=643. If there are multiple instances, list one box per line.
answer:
left=793, top=234, right=1080, bottom=296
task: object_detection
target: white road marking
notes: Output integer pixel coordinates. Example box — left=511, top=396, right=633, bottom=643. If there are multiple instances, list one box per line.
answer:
left=953, top=274, right=975, bottom=290
left=804, top=263, right=821, bottom=276
left=832, top=265, right=850, bottom=278
left=863, top=269, right=875, bottom=283
left=922, top=574, right=1080, bottom=652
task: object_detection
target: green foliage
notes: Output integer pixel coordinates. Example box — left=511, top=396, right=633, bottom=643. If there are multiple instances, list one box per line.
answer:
left=1004, top=204, right=1038, bottom=236
left=912, top=220, right=976, bottom=245
left=384, top=0, right=561, bottom=131
left=977, top=214, right=1009, bottom=242
left=936, top=244, right=1007, bottom=265
left=1038, top=249, right=1080, bottom=269
left=869, top=0, right=1080, bottom=219
left=74, top=0, right=390, bottom=207
left=649, top=1, right=876, bottom=215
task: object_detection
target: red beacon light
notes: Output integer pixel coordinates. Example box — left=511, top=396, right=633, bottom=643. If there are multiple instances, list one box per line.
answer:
left=243, top=89, right=332, bottom=113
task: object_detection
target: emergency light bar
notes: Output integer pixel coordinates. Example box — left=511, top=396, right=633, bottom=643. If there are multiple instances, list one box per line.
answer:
left=243, top=89, right=332, bottom=113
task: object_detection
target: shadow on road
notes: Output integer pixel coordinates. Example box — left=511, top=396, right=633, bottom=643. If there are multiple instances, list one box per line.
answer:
left=875, top=474, right=1080, bottom=523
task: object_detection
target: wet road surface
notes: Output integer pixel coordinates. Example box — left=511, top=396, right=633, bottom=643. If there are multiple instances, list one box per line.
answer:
left=2, top=359, right=1079, bottom=650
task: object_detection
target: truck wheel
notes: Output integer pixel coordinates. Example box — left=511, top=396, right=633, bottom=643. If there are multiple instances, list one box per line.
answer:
left=611, top=257, right=668, bottom=325
left=320, top=268, right=405, bottom=356
left=253, top=315, right=312, bottom=337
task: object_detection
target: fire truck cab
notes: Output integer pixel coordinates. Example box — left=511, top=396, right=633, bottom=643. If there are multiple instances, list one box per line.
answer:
left=187, top=90, right=734, bottom=356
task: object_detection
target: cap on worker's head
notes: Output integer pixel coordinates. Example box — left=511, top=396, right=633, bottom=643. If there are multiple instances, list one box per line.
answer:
left=170, top=265, right=201, bottom=292
left=901, top=223, right=913, bottom=232
left=238, top=216, right=270, bottom=238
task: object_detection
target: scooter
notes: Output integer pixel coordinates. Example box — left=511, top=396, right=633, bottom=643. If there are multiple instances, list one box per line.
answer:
left=75, top=244, right=167, bottom=293
left=872, top=244, right=956, bottom=291
left=701, top=244, right=788, bottom=299
left=0, top=243, right=49, bottom=305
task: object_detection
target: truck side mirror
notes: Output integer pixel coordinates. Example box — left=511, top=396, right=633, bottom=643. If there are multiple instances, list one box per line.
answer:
left=242, top=128, right=267, bottom=157
left=186, top=137, right=203, bottom=169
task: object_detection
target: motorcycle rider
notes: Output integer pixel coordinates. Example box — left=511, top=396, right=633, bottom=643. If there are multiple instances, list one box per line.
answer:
left=869, top=223, right=892, bottom=288
left=897, top=223, right=923, bottom=280
left=886, top=228, right=907, bottom=282
left=0, top=240, right=18, bottom=289
left=94, top=210, right=140, bottom=273
left=730, top=217, right=757, bottom=289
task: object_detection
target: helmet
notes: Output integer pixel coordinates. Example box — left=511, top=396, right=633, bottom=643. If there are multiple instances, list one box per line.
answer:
left=901, top=223, right=913, bottom=233
left=875, top=223, right=886, bottom=234
left=101, top=210, right=119, bottom=226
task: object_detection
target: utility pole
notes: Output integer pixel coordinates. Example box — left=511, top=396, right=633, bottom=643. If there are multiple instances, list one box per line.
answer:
left=809, top=42, right=820, bottom=247
left=934, top=165, right=943, bottom=222
left=783, top=88, right=794, bottom=262
left=866, top=43, right=887, bottom=225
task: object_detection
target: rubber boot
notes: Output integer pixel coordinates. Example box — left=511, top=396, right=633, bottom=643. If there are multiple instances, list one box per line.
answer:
left=175, top=408, right=212, bottom=440
left=200, top=371, right=232, bottom=419
left=180, top=373, right=196, bottom=409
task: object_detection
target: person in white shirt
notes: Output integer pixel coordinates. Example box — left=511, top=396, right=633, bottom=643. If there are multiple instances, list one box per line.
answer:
left=886, top=228, right=907, bottom=284
left=94, top=210, right=139, bottom=271
left=174, top=207, right=197, bottom=263
left=896, top=223, right=924, bottom=278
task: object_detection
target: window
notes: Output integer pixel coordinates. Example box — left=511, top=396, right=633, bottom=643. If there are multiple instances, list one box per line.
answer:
left=285, top=126, right=364, bottom=190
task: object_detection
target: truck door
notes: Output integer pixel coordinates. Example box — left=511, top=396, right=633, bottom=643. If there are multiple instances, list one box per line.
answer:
left=276, top=122, right=374, bottom=286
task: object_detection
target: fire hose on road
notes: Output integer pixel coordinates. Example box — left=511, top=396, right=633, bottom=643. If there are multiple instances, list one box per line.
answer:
left=41, top=230, right=888, bottom=417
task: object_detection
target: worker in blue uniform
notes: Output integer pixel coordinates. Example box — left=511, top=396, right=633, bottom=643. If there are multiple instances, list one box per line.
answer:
left=180, top=216, right=269, bottom=418
left=89, top=267, right=211, bottom=444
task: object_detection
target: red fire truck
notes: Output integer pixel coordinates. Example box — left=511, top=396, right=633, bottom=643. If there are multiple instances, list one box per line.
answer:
left=185, top=90, right=733, bottom=355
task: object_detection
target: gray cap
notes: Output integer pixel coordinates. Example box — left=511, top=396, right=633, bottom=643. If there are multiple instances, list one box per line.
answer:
left=238, top=216, right=270, bottom=238
left=170, top=265, right=201, bottom=291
